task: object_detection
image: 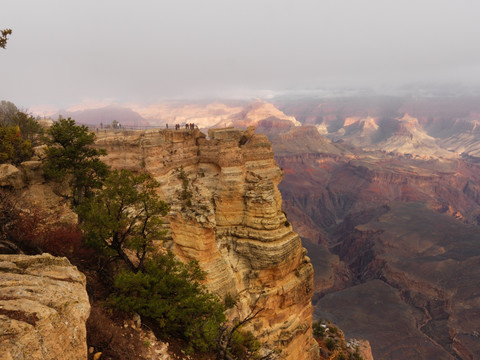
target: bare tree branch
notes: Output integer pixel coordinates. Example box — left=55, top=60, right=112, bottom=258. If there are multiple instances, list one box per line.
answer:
left=0, top=29, right=12, bottom=49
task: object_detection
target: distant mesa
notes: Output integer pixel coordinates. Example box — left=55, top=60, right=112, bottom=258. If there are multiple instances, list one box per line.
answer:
left=51, top=105, right=149, bottom=128
left=39, top=100, right=301, bottom=131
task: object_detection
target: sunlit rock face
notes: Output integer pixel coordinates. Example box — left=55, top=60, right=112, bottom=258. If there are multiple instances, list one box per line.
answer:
left=0, top=254, right=90, bottom=360
left=95, top=127, right=318, bottom=359
left=133, top=100, right=301, bottom=129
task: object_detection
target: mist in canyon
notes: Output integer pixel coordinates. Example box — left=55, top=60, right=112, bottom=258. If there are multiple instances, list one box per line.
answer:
left=52, top=94, right=480, bottom=359
left=4, top=1, right=480, bottom=109
left=4, top=1, right=480, bottom=359
left=268, top=94, right=480, bottom=359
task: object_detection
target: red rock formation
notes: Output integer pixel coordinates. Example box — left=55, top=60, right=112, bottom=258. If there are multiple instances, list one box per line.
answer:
left=270, top=126, right=480, bottom=359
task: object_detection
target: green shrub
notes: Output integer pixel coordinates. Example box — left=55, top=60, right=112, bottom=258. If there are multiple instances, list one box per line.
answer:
left=312, top=321, right=325, bottom=338
left=78, top=169, right=169, bottom=272
left=328, top=324, right=339, bottom=335
left=229, top=329, right=261, bottom=359
left=0, top=102, right=43, bottom=145
left=325, top=337, right=336, bottom=351
left=352, top=347, right=364, bottom=360
left=44, top=118, right=108, bottom=207
left=176, top=166, right=193, bottom=207
left=224, top=293, right=237, bottom=309
left=12, top=112, right=43, bottom=144
left=109, top=252, right=225, bottom=353
left=0, top=125, right=32, bottom=164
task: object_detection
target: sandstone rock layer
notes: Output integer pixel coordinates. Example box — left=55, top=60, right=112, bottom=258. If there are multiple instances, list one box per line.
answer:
left=95, top=127, right=318, bottom=359
left=0, top=253, right=90, bottom=360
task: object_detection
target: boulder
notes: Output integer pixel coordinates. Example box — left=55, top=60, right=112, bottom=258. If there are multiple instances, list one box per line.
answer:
left=0, top=164, right=24, bottom=189
left=0, top=253, right=90, bottom=360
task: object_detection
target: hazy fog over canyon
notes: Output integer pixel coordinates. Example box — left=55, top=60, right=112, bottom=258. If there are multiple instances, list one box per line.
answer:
left=3, top=1, right=480, bottom=109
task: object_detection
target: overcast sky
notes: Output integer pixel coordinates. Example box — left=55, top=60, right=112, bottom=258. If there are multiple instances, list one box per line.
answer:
left=2, top=0, right=480, bottom=110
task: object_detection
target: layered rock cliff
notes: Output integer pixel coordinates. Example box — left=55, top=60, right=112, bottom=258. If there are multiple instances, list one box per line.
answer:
left=94, top=127, right=318, bottom=359
left=0, top=253, right=90, bottom=360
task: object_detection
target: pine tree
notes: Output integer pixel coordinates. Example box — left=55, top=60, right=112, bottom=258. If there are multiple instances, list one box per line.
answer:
left=43, top=118, right=108, bottom=207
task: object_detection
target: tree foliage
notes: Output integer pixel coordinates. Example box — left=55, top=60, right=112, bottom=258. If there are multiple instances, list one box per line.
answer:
left=0, top=101, right=42, bottom=164
left=217, top=296, right=277, bottom=360
left=43, top=118, right=108, bottom=207
left=229, top=329, right=262, bottom=360
left=312, top=320, right=325, bottom=339
left=0, top=101, right=43, bottom=144
left=325, top=337, right=336, bottom=351
left=11, top=111, right=43, bottom=144
left=78, top=169, right=169, bottom=272
left=0, top=125, right=32, bottom=164
left=109, top=252, right=226, bottom=353
left=0, top=29, right=12, bottom=49
left=176, top=166, right=193, bottom=207
left=77, top=168, right=228, bottom=354
left=0, top=101, right=19, bottom=124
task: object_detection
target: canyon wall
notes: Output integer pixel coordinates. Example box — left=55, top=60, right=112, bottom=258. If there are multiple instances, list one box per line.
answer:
left=268, top=125, right=480, bottom=359
left=95, top=127, right=318, bottom=359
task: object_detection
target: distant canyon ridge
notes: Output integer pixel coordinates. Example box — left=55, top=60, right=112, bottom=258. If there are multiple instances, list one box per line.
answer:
left=37, top=95, right=480, bottom=359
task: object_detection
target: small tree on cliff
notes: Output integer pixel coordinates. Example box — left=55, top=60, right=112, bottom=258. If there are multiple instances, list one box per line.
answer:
left=77, top=169, right=169, bottom=272
left=43, top=118, right=109, bottom=207
left=79, top=169, right=226, bottom=353
left=217, top=295, right=277, bottom=360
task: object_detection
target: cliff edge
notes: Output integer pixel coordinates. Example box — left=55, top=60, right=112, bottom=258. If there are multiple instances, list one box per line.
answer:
left=95, top=127, right=318, bottom=359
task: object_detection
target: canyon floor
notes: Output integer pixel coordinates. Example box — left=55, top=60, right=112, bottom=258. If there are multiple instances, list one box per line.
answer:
left=275, top=144, right=480, bottom=359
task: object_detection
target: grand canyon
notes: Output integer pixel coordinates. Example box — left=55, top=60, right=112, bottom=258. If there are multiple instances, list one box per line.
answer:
left=4, top=2, right=480, bottom=359
left=272, top=95, right=480, bottom=359
left=62, top=94, right=480, bottom=359
left=3, top=93, right=480, bottom=359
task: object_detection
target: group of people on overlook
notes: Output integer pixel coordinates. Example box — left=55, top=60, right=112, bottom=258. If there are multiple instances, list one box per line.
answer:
left=166, top=123, right=196, bottom=130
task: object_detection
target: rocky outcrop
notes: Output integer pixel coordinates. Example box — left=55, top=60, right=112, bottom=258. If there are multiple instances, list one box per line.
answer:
left=0, top=147, right=76, bottom=225
left=0, top=253, right=90, bottom=360
left=356, top=339, right=374, bottom=360
left=95, top=127, right=318, bottom=359
left=0, top=164, right=24, bottom=189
